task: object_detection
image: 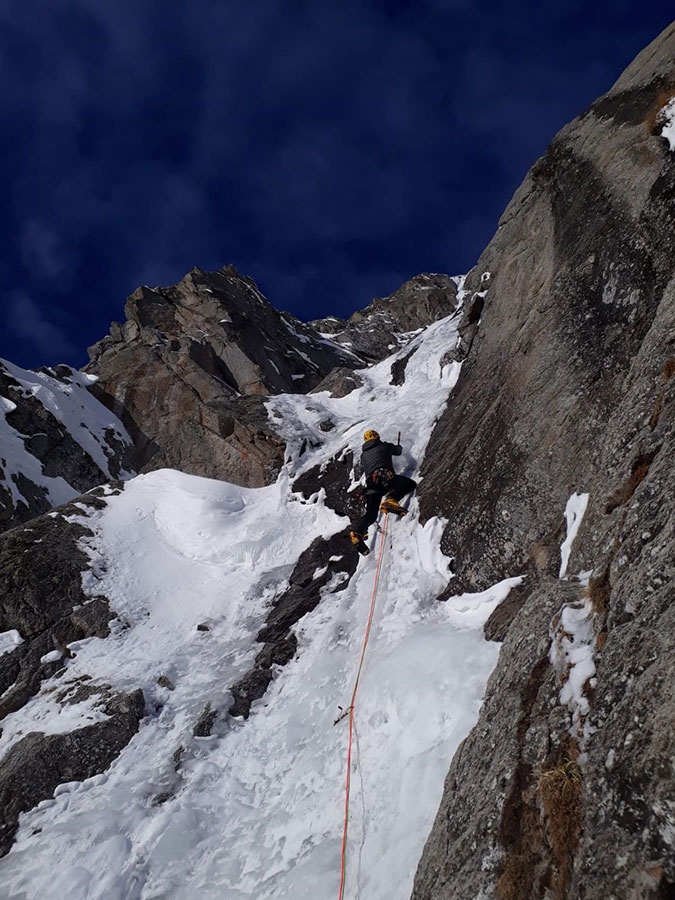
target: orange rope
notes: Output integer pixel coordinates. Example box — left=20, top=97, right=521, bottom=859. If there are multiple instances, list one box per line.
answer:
left=337, top=512, right=389, bottom=900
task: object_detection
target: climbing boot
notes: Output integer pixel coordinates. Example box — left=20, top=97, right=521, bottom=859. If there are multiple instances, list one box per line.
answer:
left=349, top=531, right=370, bottom=556
left=380, top=497, right=407, bottom=517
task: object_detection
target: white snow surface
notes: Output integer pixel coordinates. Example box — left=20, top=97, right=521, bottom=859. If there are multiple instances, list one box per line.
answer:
left=549, top=573, right=596, bottom=744
left=0, top=629, right=24, bottom=659
left=559, top=491, right=589, bottom=578
left=660, top=98, right=675, bottom=151
left=0, top=359, right=134, bottom=509
left=553, top=492, right=595, bottom=742
left=0, top=310, right=521, bottom=899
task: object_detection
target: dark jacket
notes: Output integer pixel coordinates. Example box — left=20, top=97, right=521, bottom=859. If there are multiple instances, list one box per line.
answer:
left=361, top=439, right=402, bottom=479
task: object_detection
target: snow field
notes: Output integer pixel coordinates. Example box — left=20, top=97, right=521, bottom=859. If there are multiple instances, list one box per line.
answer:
left=0, top=308, right=522, bottom=899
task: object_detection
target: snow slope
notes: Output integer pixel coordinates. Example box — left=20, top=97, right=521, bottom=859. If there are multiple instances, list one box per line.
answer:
left=0, top=360, right=134, bottom=511
left=0, top=308, right=521, bottom=899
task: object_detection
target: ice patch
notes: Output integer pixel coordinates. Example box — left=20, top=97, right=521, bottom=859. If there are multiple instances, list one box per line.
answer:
left=560, top=492, right=589, bottom=578
left=443, top=576, right=524, bottom=630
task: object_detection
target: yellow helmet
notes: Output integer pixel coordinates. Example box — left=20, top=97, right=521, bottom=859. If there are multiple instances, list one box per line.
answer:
left=363, top=429, right=379, bottom=442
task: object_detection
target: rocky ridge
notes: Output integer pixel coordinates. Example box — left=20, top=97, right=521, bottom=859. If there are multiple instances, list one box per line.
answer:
left=0, top=361, right=135, bottom=534
left=310, top=271, right=459, bottom=362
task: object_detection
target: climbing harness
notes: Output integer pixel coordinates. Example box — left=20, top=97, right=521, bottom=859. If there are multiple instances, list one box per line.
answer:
left=335, top=512, right=390, bottom=900
left=369, top=467, right=394, bottom=491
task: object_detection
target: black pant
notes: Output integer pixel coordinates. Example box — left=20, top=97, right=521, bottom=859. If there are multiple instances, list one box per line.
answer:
left=352, top=474, right=417, bottom=535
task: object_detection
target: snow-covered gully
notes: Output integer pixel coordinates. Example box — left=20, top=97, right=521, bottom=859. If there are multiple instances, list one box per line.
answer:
left=0, top=310, right=522, bottom=899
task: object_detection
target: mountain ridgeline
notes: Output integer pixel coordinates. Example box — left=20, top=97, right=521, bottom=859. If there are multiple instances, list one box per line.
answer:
left=1, top=21, right=674, bottom=900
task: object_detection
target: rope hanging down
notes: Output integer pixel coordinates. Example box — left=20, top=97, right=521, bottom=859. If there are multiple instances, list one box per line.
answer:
left=336, top=512, right=390, bottom=900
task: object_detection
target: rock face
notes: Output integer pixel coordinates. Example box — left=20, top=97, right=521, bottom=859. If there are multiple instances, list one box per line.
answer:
left=0, top=486, right=145, bottom=855
left=0, top=362, right=135, bottom=534
left=0, top=686, right=144, bottom=856
left=86, top=265, right=363, bottom=487
left=413, top=22, right=675, bottom=900
left=311, top=272, right=459, bottom=362
left=86, top=267, right=457, bottom=488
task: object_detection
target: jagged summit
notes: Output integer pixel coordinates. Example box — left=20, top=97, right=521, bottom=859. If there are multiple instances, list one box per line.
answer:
left=87, top=264, right=362, bottom=397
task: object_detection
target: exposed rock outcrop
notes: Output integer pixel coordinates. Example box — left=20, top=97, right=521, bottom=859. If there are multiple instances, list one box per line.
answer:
left=228, top=529, right=358, bottom=720
left=0, top=489, right=117, bottom=720
left=223, top=452, right=361, bottom=722
left=413, top=21, right=675, bottom=900
left=0, top=362, right=135, bottom=534
left=86, top=266, right=361, bottom=487
left=0, top=486, right=146, bottom=855
left=311, top=272, right=459, bottom=363
left=86, top=267, right=458, bottom=489
left=0, top=686, right=144, bottom=856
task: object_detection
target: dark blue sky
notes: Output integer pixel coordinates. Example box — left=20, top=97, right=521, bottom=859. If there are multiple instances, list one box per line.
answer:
left=1, top=1, right=673, bottom=369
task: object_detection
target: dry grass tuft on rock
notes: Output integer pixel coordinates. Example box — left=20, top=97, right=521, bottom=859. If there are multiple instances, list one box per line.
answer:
left=496, top=852, right=534, bottom=900
left=538, top=746, right=583, bottom=900
left=586, top=567, right=611, bottom=618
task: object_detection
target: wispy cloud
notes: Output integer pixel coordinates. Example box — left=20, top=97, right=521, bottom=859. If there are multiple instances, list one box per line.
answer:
left=0, top=1, right=672, bottom=367
left=6, top=293, right=79, bottom=363
left=20, top=220, right=73, bottom=282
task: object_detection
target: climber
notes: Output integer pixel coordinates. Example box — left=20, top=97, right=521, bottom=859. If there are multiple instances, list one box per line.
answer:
left=349, top=429, right=417, bottom=554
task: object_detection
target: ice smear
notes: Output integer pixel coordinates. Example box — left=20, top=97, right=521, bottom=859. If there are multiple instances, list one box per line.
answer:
left=559, top=491, right=589, bottom=577
left=0, top=302, right=520, bottom=900
left=443, top=575, right=524, bottom=629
